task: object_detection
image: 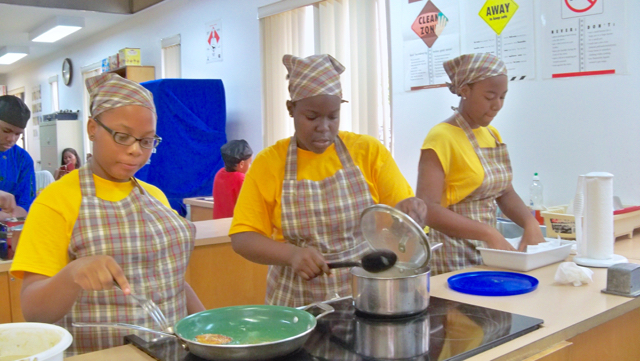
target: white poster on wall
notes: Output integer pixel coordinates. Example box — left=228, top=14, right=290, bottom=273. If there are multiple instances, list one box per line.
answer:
left=205, top=20, right=223, bottom=63
left=31, top=84, right=41, bottom=127
left=540, top=0, right=626, bottom=78
left=402, top=0, right=461, bottom=91
left=460, top=0, right=536, bottom=81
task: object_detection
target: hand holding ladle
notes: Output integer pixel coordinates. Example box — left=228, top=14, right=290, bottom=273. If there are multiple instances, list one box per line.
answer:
left=327, top=249, right=397, bottom=273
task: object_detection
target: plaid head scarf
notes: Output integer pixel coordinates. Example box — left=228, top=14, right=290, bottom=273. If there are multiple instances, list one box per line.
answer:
left=283, top=54, right=345, bottom=102
left=443, top=53, right=507, bottom=96
left=85, top=73, right=156, bottom=119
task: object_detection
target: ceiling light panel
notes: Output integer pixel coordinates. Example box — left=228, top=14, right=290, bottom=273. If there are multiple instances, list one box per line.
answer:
left=0, top=46, right=29, bottom=65
left=29, top=16, right=85, bottom=43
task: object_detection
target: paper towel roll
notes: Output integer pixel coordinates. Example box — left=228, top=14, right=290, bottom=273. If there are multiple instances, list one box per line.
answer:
left=584, top=172, right=614, bottom=260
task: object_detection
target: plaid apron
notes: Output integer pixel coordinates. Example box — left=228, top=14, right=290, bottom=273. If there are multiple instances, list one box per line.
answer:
left=56, top=164, right=195, bottom=355
left=266, top=135, right=374, bottom=307
left=430, top=113, right=512, bottom=275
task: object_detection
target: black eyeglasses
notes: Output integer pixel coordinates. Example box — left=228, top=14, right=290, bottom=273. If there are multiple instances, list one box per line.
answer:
left=92, top=117, right=162, bottom=150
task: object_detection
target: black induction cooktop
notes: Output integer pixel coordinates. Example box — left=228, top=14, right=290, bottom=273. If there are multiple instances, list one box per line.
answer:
left=125, top=296, right=543, bottom=361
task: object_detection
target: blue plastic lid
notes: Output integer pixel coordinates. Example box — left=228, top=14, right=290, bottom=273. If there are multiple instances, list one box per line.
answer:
left=447, top=271, right=539, bottom=296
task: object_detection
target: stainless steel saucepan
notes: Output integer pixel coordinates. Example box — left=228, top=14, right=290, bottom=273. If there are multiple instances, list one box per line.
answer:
left=353, top=204, right=440, bottom=316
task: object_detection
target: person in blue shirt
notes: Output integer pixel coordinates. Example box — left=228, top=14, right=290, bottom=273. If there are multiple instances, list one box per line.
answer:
left=0, top=95, right=35, bottom=219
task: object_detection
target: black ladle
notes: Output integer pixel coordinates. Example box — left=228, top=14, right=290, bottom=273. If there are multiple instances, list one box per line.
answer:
left=327, top=249, right=397, bottom=273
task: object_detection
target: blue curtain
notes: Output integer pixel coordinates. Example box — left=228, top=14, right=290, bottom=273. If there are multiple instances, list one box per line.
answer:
left=136, top=79, right=227, bottom=216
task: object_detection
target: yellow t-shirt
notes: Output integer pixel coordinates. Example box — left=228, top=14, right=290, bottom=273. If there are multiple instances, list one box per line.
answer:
left=10, top=170, right=172, bottom=279
left=421, top=123, right=502, bottom=207
left=230, top=131, right=414, bottom=240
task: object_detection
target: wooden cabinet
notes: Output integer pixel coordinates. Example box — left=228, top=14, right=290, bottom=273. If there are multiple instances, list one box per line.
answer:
left=183, top=197, right=214, bottom=222
left=524, top=341, right=573, bottom=361
left=185, top=220, right=268, bottom=309
left=563, top=307, right=640, bottom=361
left=524, top=309, right=640, bottom=361
left=0, top=271, right=24, bottom=323
left=108, top=66, right=155, bottom=83
left=187, top=242, right=268, bottom=309
left=0, top=272, right=11, bottom=323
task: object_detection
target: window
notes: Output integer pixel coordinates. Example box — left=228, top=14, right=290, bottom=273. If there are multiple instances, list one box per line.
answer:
left=161, top=34, right=181, bottom=79
left=8, top=87, right=26, bottom=149
left=49, top=75, right=59, bottom=112
left=259, top=0, right=392, bottom=150
left=82, top=64, right=101, bottom=159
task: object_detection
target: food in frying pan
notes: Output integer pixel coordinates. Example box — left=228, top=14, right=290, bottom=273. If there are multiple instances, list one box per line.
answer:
left=195, top=333, right=233, bottom=345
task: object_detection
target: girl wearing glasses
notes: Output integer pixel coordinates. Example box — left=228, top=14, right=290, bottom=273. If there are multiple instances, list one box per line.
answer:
left=11, top=73, right=204, bottom=355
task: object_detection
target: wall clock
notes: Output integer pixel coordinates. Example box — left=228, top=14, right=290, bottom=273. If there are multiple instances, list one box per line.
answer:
left=62, top=58, right=73, bottom=86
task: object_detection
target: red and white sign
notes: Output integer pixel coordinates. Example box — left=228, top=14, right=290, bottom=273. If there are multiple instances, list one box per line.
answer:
left=562, top=0, right=603, bottom=19
left=541, top=0, right=625, bottom=78
left=205, top=20, right=223, bottom=63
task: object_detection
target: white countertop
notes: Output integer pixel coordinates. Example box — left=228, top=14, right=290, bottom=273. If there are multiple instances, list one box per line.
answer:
left=183, top=197, right=214, bottom=208
left=66, top=233, right=640, bottom=361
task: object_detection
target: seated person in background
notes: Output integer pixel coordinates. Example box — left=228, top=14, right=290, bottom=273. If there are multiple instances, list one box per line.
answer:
left=0, top=95, right=35, bottom=219
left=54, top=148, right=81, bottom=180
left=212, top=139, right=253, bottom=219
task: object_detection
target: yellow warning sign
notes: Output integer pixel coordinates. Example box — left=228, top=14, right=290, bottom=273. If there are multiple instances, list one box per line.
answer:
left=479, top=0, right=519, bottom=35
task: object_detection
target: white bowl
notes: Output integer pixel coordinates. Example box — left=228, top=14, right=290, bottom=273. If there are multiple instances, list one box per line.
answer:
left=0, top=323, right=72, bottom=361
left=477, top=243, right=573, bottom=272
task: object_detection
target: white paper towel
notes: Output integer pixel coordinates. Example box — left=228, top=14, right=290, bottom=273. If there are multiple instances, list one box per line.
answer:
left=583, top=172, right=614, bottom=260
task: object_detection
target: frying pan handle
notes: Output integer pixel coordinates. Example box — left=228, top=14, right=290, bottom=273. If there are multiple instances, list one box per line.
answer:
left=72, top=322, right=176, bottom=338
left=297, top=301, right=335, bottom=319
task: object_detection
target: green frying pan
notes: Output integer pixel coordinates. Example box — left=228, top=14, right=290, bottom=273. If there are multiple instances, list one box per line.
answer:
left=176, top=303, right=333, bottom=360
left=74, top=302, right=333, bottom=360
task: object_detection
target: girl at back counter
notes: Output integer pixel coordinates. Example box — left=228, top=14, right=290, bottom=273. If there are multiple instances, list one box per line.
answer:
left=416, top=53, right=544, bottom=275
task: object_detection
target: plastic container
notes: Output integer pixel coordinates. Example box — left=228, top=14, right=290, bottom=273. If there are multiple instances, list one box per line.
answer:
left=477, top=242, right=573, bottom=271
left=529, top=173, right=544, bottom=225
left=0, top=322, right=73, bottom=361
left=119, top=48, right=141, bottom=66
left=542, top=205, right=640, bottom=239
left=1, top=218, right=25, bottom=260
left=0, top=225, right=7, bottom=260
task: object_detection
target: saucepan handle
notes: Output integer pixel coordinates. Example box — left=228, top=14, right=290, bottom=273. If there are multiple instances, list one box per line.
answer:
left=72, top=322, right=176, bottom=338
left=297, top=301, right=335, bottom=319
left=431, top=242, right=443, bottom=252
left=327, top=261, right=360, bottom=269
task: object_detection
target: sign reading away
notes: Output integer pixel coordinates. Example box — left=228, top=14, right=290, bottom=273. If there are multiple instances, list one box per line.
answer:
left=479, top=0, right=519, bottom=35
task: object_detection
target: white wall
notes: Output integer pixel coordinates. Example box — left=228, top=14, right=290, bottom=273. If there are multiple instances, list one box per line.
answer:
left=5, top=0, right=279, bottom=166
left=7, top=0, right=640, bottom=208
left=389, top=0, right=640, bottom=207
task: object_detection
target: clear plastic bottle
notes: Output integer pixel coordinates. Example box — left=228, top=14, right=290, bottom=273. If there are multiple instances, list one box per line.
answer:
left=529, top=173, right=544, bottom=225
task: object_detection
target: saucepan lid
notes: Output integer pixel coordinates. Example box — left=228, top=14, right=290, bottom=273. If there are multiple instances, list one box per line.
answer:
left=360, top=204, right=431, bottom=270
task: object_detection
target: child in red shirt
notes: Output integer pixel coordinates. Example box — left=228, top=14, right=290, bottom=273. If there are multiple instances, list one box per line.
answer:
left=212, top=139, right=253, bottom=219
